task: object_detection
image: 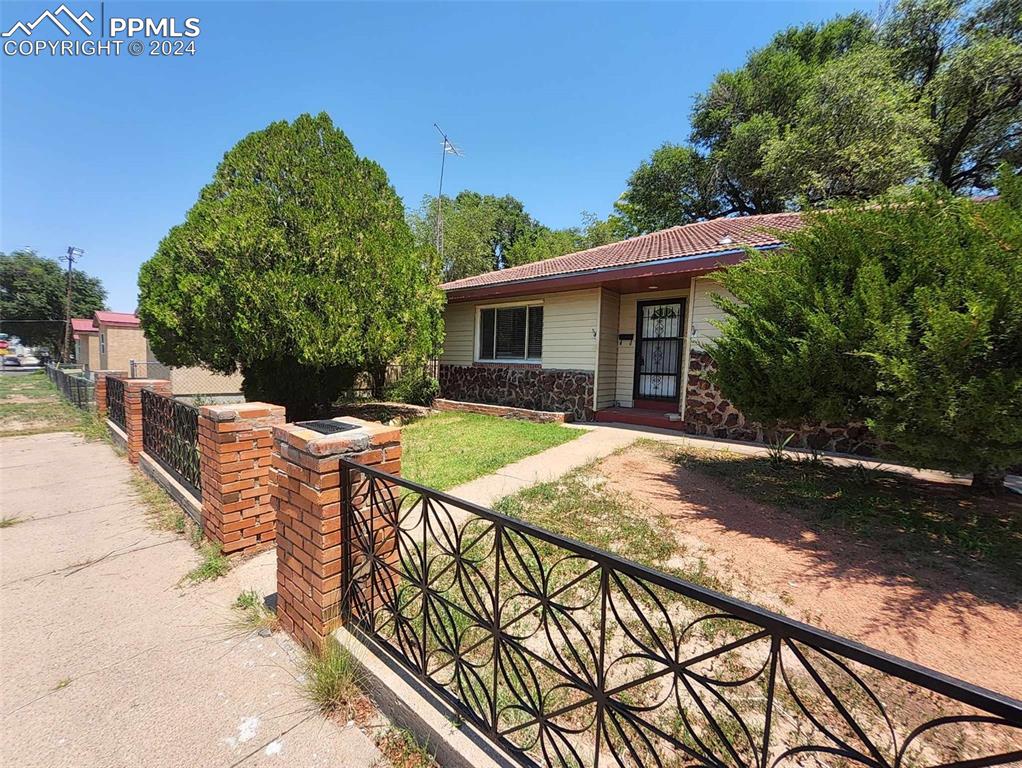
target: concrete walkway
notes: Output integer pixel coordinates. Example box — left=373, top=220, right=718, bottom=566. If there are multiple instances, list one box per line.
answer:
left=447, top=420, right=1021, bottom=508
left=447, top=426, right=638, bottom=506
left=0, top=432, right=380, bottom=768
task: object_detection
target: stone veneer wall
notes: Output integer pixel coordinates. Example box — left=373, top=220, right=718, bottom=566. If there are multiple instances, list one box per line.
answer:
left=439, top=364, right=595, bottom=421
left=684, top=351, right=880, bottom=456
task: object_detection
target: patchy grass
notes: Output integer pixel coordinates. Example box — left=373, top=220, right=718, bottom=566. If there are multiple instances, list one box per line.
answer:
left=0, top=516, right=23, bottom=528
left=494, top=461, right=733, bottom=594
left=401, top=412, right=581, bottom=490
left=302, top=637, right=364, bottom=717
left=647, top=440, right=1022, bottom=580
left=377, top=727, right=438, bottom=768
left=131, top=473, right=186, bottom=533
left=0, top=371, right=106, bottom=439
left=182, top=541, right=230, bottom=583
left=232, top=589, right=278, bottom=633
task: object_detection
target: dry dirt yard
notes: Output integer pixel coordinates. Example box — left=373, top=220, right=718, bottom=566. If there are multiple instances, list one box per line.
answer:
left=499, top=439, right=1022, bottom=700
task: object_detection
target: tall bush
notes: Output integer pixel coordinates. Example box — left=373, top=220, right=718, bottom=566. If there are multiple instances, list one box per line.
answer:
left=709, top=168, right=1022, bottom=491
left=138, top=113, right=443, bottom=419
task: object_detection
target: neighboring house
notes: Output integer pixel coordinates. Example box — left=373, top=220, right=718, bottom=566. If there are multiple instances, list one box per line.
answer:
left=94, top=311, right=148, bottom=373
left=71, top=318, right=100, bottom=370
left=438, top=211, right=875, bottom=455
left=81, top=310, right=244, bottom=397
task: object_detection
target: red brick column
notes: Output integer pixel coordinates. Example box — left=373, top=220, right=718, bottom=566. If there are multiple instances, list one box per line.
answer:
left=271, top=417, right=401, bottom=649
left=122, top=379, right=172, bottom=464
left=93, top=370, right=127, bottom=417
left=197, top=403, right=286, bottom=555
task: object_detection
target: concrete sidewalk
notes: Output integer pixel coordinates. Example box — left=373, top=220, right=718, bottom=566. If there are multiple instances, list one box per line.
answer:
left=0, top=432, right=380, bottom=768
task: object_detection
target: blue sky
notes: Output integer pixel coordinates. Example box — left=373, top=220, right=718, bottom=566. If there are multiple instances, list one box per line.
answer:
left=2, top=0, right=867, bottom=312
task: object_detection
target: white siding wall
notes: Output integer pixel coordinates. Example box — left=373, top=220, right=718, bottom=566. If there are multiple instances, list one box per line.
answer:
left=595, top=289, right=620, bottom=410
left=613, top=288, right=690, bottom=408
left=439, top=289, right=600, bottom=371
left=690, top=277, right=734, bottom=352
left=440, top=302, right=476, bottom=366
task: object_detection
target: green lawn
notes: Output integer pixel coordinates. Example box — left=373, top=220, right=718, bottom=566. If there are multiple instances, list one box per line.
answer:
left=400, top=411, right=581, bottom=490
left=0, top=371, right=105, bottom=439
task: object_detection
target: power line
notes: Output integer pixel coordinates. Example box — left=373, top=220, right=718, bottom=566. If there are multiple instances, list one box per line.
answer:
left=61, top=246, right=84, bottom=363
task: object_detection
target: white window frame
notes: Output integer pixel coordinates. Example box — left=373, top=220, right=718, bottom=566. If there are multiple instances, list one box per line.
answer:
left=475, top=300, right=544, bottom=364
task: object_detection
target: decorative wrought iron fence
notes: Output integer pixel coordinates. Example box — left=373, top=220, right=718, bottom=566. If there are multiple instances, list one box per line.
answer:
left=106, top=376, right=126, bottom=430
left=141, top=387, right=201, bottom=499
left=340, top=459, right=1022, bottom=768
left=45, top=364, right=95, bottom=409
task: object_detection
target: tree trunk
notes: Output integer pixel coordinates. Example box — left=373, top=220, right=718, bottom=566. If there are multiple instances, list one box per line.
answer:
left=971, top=468, right=1007, bottom=494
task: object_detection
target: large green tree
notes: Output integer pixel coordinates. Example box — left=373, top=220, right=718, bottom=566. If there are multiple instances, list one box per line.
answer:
left=707, top=169, right=1022, bottom=491
left=616, top=0, right=1022, bottom=233
left=0, top=249, right=107, bottom=356
left=411, top=191, right=624, bottom=281
left=138, top=113, right=443, bottom=419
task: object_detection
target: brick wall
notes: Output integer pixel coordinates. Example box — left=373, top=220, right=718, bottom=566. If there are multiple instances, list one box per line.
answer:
left=94, top=370, right=127, bottom=418
left=122, top=378, right=172, bottom=463
left=270, top=417, right=401, bottom=649
left=198, top=403, right=286, bottom=555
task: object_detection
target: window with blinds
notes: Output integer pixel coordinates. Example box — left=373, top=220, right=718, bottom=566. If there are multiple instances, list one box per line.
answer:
left=478, top=305, right=543, bottom=361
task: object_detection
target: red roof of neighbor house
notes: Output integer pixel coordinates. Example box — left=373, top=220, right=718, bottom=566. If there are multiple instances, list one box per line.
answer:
left=441, top=211, right=805, bottom=292
left=93, top=311, right=141, bottom=328
left=71, top=318, right=97, bottom=334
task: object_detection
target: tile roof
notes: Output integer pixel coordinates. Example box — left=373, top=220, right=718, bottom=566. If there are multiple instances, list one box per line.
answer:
left=70, top=318, right=97, bottom=334
left=441, top=211, right=805, bottom=291
left=94, top=311, right=141, bottom=327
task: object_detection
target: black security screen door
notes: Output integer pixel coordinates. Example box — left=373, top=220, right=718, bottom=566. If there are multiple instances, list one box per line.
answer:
left=634, top=299, right=685, bottom=401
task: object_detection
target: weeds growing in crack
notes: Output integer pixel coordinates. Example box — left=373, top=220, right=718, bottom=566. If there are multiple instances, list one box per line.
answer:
left=182, top=541, right=230, bottom=583
left=377, top=726, right=438, bottom=768
left=302, top=637, right=365, bottom=717
left=0, top=515, right=23, bottom=528
left=232, top=589, right=278, bottom=633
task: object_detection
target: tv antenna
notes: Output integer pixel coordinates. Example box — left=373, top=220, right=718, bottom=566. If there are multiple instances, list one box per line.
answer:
left=433, top=123, right=462, bottom=260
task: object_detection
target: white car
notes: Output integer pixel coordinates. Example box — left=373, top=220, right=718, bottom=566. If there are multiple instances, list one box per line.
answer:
left=18, top=355, right=40, bottom=366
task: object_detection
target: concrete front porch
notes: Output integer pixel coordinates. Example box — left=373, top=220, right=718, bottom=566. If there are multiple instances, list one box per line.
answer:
left=593, top=405, right=688, bottom=431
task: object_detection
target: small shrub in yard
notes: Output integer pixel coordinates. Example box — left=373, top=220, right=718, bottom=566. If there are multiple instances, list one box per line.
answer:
left=385, top=370, right=439, bottom=406
left=302, top=637, right=364, bottom=716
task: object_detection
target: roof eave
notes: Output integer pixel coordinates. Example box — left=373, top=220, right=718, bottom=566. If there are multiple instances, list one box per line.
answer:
left=443, top=244, right=781, bottom=302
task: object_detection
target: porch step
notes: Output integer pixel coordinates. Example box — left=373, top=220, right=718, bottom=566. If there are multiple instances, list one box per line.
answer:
left=594, top=407, right=688, bottom=431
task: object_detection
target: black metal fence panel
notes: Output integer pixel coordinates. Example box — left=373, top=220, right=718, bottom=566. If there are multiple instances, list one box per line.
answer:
left=340, top=459, right=1022, bottom=768
left=106, top=376, right=126, bottom=430
left=45, top=364, right=95, bottom=410
left=141, top=387, right=201, bottom=499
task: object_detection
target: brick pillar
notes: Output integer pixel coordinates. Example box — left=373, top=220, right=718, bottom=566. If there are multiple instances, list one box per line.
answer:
left=93, top=370, right=127, bottom=417
left=271, top=417, right=401, bottom=649
left=197, top=403, right=286, bottom=555
left=122, top=379, right=172, bottom=464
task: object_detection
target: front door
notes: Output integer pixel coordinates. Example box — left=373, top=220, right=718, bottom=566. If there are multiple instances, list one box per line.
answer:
left=633, top=299, right=686, bottom=403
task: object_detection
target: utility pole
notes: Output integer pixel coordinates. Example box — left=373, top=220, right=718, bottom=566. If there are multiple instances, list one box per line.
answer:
left=61, top=246, right=84, bottom=363
left=433, top=124, right=462, bottom=263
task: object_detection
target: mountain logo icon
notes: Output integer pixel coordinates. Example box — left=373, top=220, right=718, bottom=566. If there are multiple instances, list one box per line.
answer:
left=2, top=4, right=94, bottom=37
